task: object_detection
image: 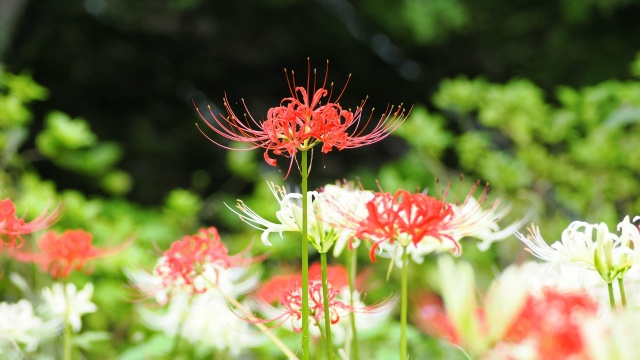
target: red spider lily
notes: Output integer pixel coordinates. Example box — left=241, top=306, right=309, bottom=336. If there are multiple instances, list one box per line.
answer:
left=155, top=227, right=260, bottom=294
left=195, top=60, right=408, bottom=177
left=504, top=289, right=599, bottom=360
left=350, top=180, right=502, bottom=262
left=255, top=263, right=355, bottom=332
left=355, top=190, right=459, bottom=262
left=0, top=198, right=60, bottom=250
left=256, top=263, right=349, bottom=303
left=10, top=229, right=120, bottom=278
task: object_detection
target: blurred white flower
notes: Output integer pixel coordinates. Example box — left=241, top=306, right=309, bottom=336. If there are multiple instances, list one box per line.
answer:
left=41, top=282, right=97, bottom=333
left=582, top=310, right=640, bottom=360
left=456, top=198, right=527, bottom=252
left=0, top=299, right=59, bottom=353
left=126, top=263, right=259, bottom=305
left=138, top=291, right=262, bottom=356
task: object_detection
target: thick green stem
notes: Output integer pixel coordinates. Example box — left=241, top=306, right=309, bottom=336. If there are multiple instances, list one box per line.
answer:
left=347, top=247, right=359, bottom=360
left=301, top=150, right=310, bottom=360
left=320, top=252, right=334, bottom=360
left=400, top=246, right=408, bottom=360
left=618, top=278, right=627, bottom=308
left=63, top=323, right=72, bottom=360
left=607, top=282, right=616, bottom=309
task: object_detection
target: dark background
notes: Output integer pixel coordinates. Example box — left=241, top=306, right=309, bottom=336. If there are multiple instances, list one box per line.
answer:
left=3, top=0, right=640, bottom=204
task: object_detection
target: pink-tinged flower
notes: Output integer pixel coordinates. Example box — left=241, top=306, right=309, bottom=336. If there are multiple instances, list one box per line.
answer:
left=257, top=263, right=349, bottom=304
left=195, top=60, right=408, bottom=177
left=255, top=263, right=389, bottom=335
left=10, top=229, right=119, bottom=278
left=0, top=198, right=59, bottom=250
left=154, top=227, right=260, bottom=295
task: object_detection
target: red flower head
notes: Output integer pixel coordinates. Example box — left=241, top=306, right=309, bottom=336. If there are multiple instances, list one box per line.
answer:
left=155, top=227, right=258, bottom=294
left=10, top=229, right=118, bottom=278
left=0, top=198, right=59, bottom=251
left=355, top=190, right=458, bottom=262
left=195, top=60, right=408, bottom=177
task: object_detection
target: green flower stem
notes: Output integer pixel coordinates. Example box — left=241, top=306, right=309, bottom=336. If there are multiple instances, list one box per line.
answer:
left=320, top=252, right=334, bottom=360
left=618, top=278, right=627, bottom=308
left=301, top=149, right=311, bottom=360
left=347, top=247, right=359, bottom=360
left=63, top=321, right=72, bottom=360
left=607, top=282, right=615, bottom=309
left=400, top=246, right=408, bottom=360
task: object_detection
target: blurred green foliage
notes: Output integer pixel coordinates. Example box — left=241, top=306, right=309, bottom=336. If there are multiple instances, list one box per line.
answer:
left=378, top=55, right=640, bottom=250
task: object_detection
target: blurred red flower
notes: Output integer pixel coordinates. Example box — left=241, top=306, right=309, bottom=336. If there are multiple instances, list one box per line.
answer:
left=156, top=226, right=258, bottom=294
left=505, top=289, right=599, bottom=360
left=11, top=229, right=118, bottom=278
left=0, top=198, right=59, bottom=250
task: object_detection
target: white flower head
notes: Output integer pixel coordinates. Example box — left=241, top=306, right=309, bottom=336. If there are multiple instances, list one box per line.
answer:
left=517, top=216, right=640, bottom=284
left=41, top=282, right=97, bottom=333
left=227, top=182, right=305, bottom=246
left=229, top=181, right=372, bottom=254
left=453, top=197, right=528, bottom=252
left=582, top=309, right=640, bottom=360
left=317, top=182, right=374, bottom=256
left=0, top=299, right=60, bottom=353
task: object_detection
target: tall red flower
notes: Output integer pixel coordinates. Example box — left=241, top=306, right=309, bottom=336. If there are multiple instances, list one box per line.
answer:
left=0, top=198, right=59, bottom=250
left=354, top=190, right=459, bottom=262
left=195, top=60, right=408, bottom=176
left=155, top=227, right=258, bottom=294
left=10, top=229, right=118, bottom=278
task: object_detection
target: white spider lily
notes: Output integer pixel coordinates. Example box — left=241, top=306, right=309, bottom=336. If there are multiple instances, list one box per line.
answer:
left=41, top=283, right=97, bottom=333
left=0, top=299, right=60, bottom=353
left=228, top=182, right=301, bottom=246
left=229, top=182, right=371, bottom=254
left=517, top=216, right=640, bottom=284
